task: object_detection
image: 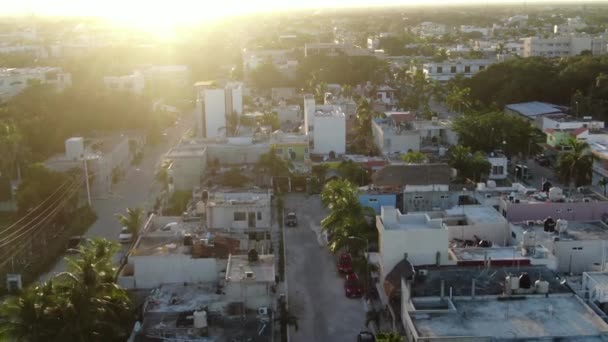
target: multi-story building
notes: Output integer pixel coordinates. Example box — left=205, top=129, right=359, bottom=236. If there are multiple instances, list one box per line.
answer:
left=194, top=82, right=243, bottom=138
left=0, top=67, right=72, bottom=102
left=419, top=59, right=496, bottom=81
left=522, top=35, right=608, bottom=57
left=311, top=106, right=346, bottom=155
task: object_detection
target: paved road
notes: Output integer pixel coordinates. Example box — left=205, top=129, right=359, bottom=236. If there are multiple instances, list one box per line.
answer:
left=284, top=194, right=367, bottom=342
left=39, top=111, right=194, bottom=281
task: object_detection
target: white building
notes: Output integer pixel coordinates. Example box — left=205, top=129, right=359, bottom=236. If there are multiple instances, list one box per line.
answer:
left=487, top=151, right=508, bottom=180
left=312, top=106, right=346, bottom=155
left=166, top=148, right=207, bottom=191
left=224, top=254, right=275, bottom=310
left=554, top=17, right=586, bottom=35
left=522, top=35, right=608, bottom=57
left=372, top=114, right=458, bottom=155
left=103, top=72, right=145, bottom=95
left=542, top=115, right=604, bottom=132
left=206, top=190, right=272, bottom=234
left=415, top=22, right=448, bottom=38
left=194, top=82, right=243, bottom=138
left=0, top=67, right=72, bottom=102
left=420, top=59, right=496, bottom=82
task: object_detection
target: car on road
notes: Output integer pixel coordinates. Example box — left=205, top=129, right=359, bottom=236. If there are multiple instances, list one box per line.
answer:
left=285, top=212, right=298, bottom=227
left=344, top=272, right=363, bottom=298
left=357, top=332, right=375, bottom=342
left=337, top=252, right=353, bottom=274
left=118, top=227, right=133, bottom=244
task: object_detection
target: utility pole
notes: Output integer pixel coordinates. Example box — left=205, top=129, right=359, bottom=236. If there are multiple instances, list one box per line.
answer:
left=83, top=158, right=91, bottom=206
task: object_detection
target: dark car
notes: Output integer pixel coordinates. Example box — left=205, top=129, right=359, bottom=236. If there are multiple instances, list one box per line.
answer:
left=357, top=332, right=375, bottom=342
left=344, top=272, right=363, bottom=298
left=285, top=212, right=298, bottom=227
left=337, top=252, right=353, bottom=274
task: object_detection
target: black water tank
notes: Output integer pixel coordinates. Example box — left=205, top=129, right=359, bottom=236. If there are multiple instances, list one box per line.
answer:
left=542, top=181, right=552, bottom=193
left=184, top=234, right=193, bottom=246
left=544, top=217, right=556, bottom=232
left=519, top=272, right=532, bottom=289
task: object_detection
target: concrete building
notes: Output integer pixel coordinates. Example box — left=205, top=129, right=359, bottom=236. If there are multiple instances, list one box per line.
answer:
left=523, top=35, right=608, bottom=57
left=224, top=254, right=275, bottom=310
left=487, top=151, right=508, bottom=180
left=103, top=71, right=145, bottom=95
left=304, top=42, right=371, bottom=57
left=505, top=101, right=567, bottom=127
left=274, top=103, right=300, bottom=124
left=0, top=67, right=72, bottom=102
left=166, top=147, right=207, bottom=191
left=554, top=17, right=586, bottom=35
left=372, top=114, right=457, bottom=155
left=459, top=25, right=490, bottom=37
left=205, top=190, right=272, bottom=236
left=374, top=85, right=397, bottom=106
left=311, top=106, right=346, bottom=155
left=195, top=82, right=243, bottom=138
left=420, top=59, right=496, bottom=82
left=269, top=131, right=309, bottom=162
left=45, top=135, right=134, bottom=195
left=415, top=22, right=448, bottom=38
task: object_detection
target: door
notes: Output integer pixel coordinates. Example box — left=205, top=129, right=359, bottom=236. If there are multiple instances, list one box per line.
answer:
left=248, top=212, right=256, bottom=229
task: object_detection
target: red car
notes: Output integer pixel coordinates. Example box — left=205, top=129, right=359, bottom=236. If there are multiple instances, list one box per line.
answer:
left=337, top=252, right=353, bottom=274
left=344, top=272, right=363, bottom=298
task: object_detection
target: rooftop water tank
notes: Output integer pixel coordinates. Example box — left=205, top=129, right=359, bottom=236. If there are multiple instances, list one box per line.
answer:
left=535, top=279, right=549, bottom=294
left=548, top=187, right=564, bottom=202
left=519, top=272, right=532, bottom=289
left=523, top=230, right=536, bottom=247
left=65, top=137, right=84, bottom=161
left=193, top=310, right=207, bottom=329
left=556, top=219, right=568, bottom=233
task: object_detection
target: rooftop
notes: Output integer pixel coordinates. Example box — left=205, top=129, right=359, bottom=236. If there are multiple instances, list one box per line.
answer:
left=144, top=283, right=221, bottom=313
left=444, top=205, right=507, bottom=226
left=372, top=164, right=452, bottom=188
left=225, top=254, right=275, bottom=283
left=450, top=246, right=530, bottom=263
left=380, top=207, right=444, bottom=231
left=506, top=101, right=565, bottom=117
left=410, top=295, right=608, bottom=340
left=410, top=265, right=571, bottom=297
left=513, top=221, right=608, bottom=242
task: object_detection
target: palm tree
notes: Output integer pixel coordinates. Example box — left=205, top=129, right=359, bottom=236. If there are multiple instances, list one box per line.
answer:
left=115, top=207, right=144, bottom=238
left=448, top=145, right=490, bottom=182
left=555, top=138, right=595, bottom=189
left=401, top=151, right=427, bottom=164
left=599, top=177, right=608, bottom=197
left=321, top=179, right=375, bottom=253
left=446, top=86, right=472, bottom=113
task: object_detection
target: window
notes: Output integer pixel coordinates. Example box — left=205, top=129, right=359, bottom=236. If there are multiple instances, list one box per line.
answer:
left=436, top=66, right=442, bottom=73
left=234, top=212, right=246, bottom=221
left=257, top=212, right=262, bottom=220
left=440, top=195, right=448, bottom=199
left=567, top=208, right=573, bottom=212
left=304, top=147, right=309, bottom=154
left=512, top=232, right=517, bottom=239
left=414, top=195, right=424, bottom=200
left=427, top=67, right=433, bottom=73
left=450, top=66, right=457, bottom=73
left=479, top=65, right=485, bottom=71
left=572, top=247, right=583, bottom=250
left=368, top=198, right=378, bottom=203
left=464, top=66, right=471, bottom=73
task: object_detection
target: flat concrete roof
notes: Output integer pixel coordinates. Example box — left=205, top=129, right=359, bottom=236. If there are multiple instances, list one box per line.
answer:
left=450, top=246, right=528, bottom=262
left=226, top=254, right=275, bottom=283
left=411, top=295, right=608, bottom=340
left=515, top=221, right=608, bottom=242
left=144, top=283, right=220, bottom=313
left=445, top=205, right=506, bottom=225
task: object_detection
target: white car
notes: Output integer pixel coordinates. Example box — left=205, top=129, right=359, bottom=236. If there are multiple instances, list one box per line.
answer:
left=118, top=227, right=133, bottom=244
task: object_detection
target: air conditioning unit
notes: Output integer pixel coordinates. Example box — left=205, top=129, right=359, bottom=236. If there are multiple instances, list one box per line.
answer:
left=527, top=220, right=535, bottom=227
left=258, top=307, right=270, bottom=316
left=418, top=269, right=429, bottom=276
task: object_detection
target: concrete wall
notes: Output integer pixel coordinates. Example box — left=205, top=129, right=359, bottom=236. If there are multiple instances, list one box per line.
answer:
left=303, top=95, right=315, bottom=134
left=207, top=204, right=272, bottom=231
left=554, top=240, right=604, bottom=274
left=403, top=191, right=456, bottom=212
left=359, top=194, right=397, bottom=214
left=313, top=114, right=346, bottom=155
left=378, top=213, right=449, bottom=274
left=372, top=121, right=421, bottom=154
left=206, top=143, right=269, bottom=165
left=446, top=221, right=511, bottom=247
left=224, top=282, right=272, bottom=310
left=503, top=201, right=608, bottom=222
left=131, top=255, right=218, bottom=289
left=204, top=89, right=227, bottom=138
left=170, top=153, right=207, bottom=191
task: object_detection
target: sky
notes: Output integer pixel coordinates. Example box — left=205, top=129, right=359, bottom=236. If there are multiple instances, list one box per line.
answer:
left=2, top=0, right=604, bottom=28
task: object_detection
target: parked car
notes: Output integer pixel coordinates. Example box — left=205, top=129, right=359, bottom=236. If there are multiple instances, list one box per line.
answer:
left=337, top=252, right=353, bottom=274
left=285, top=212, right=298, bottom=227
left=535, top=154, right=551, bottom=166
left=344, top=272, right=363, bottom=298
left=357, top=331, right=375, bottom=342
left=118, top=227, right=133, bottom=244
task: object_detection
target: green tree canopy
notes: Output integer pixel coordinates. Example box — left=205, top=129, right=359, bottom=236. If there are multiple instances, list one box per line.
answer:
left=555, top=138, right=595, bottom=188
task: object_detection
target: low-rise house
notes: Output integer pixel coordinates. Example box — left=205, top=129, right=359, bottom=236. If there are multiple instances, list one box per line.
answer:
left=543, top=115, right=604, bottom=132
left=270, top=130, right=309, bottom=162
left=487, top=151, right=508, bottom=180
left=372, top=114, right=457, bottom=155
left=546, top=127, right=589, bottom=152
left=224, top=254, right=275, bottom=310
left=505, top=101, right=567, bottom=127
left=275, top=103, right=301, bottom=124
left=311, top=106, right=346, bottom=155
left=0, top=67, right=72, bottom=102
left=205, top=190, right=272, bottom=238
left=103, top=71, right=145, bottom=94
left=167, top=147, right=208, bottom=191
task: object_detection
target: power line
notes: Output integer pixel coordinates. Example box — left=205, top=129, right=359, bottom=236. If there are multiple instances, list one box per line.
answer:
left=0, top=176, right=84, bottom=246
left=0, top=177, right=73, bottom=235
left=0, top=180, right=84, bottom=270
